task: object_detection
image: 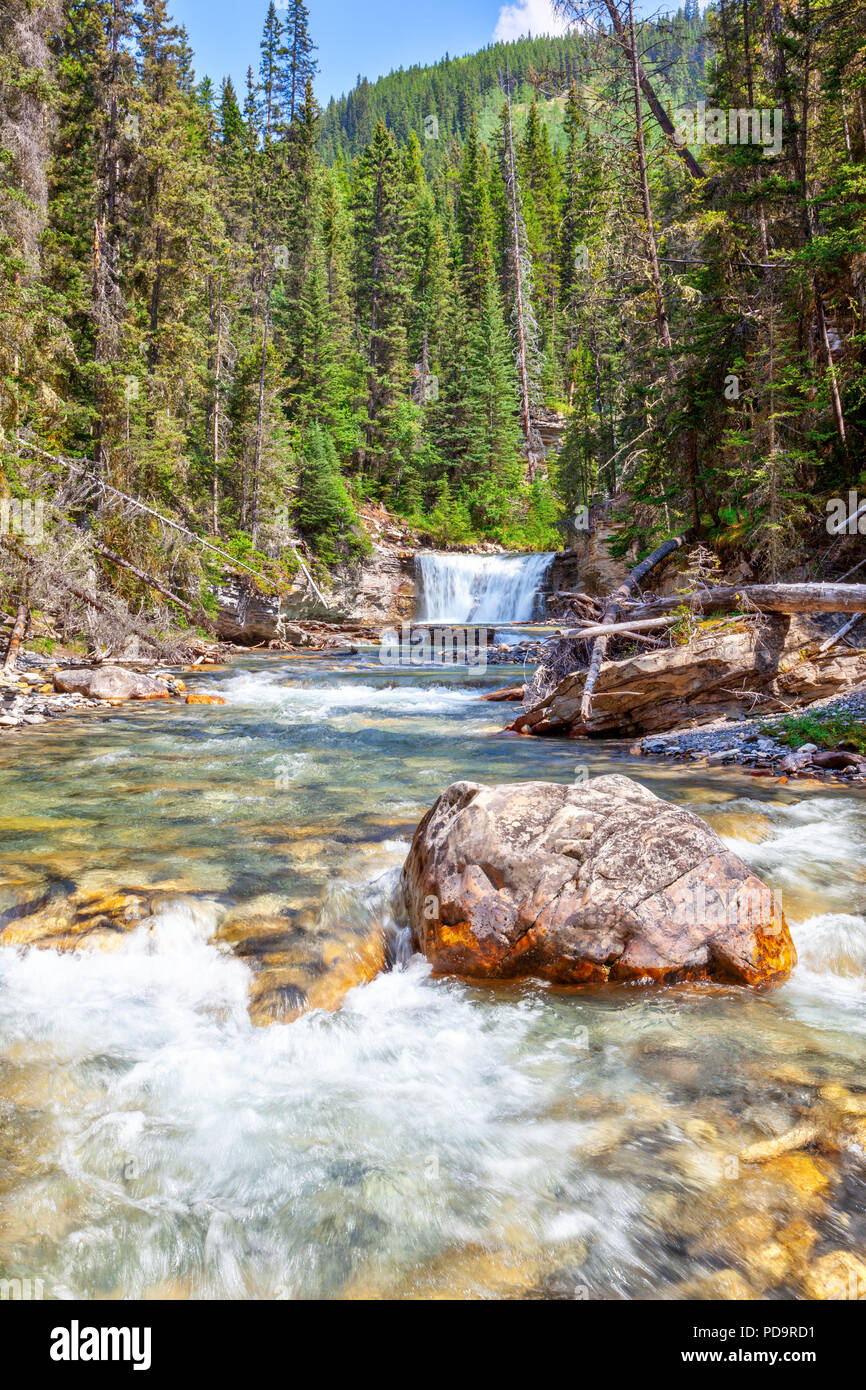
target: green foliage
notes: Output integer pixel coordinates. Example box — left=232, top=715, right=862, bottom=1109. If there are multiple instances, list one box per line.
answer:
left=294, top=421, right=369, bottom=562
left=761, top=710, right=866, bottom=755
left=4, top=0, right=865, bottom=623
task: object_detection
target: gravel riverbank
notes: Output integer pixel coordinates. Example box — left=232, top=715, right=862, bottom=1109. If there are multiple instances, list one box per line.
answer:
left=633, top=686, right=866, bottom=781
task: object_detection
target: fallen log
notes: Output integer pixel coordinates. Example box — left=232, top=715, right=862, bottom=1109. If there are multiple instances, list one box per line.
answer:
left=481, top=684, right=526, bottom=702
left=817, top=613, right=864, bottom=654
left=507, top=618, right=866, bottom=739
left=811, top=750, right=866, bottom=772
left=580, top=535, right=690, bottom=720
left=8, top=543, right=165, bottom=653
left=629, top=582, right=866, bottom=618
left=2, top=602, right=28, bottom=674
left=564, top=616, right=674, bottom=642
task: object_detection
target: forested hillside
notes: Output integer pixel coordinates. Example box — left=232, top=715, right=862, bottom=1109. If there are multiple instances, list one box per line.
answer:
left=318, top=15, right=708, bottom=165
left=1, top=0, right=864, bottom=653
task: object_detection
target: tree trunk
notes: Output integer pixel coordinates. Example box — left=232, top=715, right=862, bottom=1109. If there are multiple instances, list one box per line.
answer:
left=602, top=0, right=706, bottom=179
left=564, top=616, right=673, bottom=641
left=3, top=603, right=28, bottom=674
left=633, top=582, right=866, bottom=617
left=210, top=276, right=224, bottom=536
left=92, top=541, right=217, bottom=634
left=251, top=277, right=272, bottom=547
left=625, top=0, right=673, bottom=370
left=504, top=80, right=536, bottom=480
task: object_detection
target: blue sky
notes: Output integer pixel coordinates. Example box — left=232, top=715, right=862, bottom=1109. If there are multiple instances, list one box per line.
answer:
left=169, top=0, right=661, bottom=105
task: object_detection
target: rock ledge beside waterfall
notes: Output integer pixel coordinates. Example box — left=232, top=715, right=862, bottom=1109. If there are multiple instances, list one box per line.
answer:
left=401, top=774, right=795, bottom=988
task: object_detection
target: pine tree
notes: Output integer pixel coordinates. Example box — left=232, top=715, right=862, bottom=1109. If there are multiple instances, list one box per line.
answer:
left=0, top=0, right=62, bottom=454
left=294, top=419, right=364, bottom=561
left=352, top=120, right=409, bottom=488
left=456, top=114, right=495, bottom=313
left=498, top=90, right=544, bottom=477
left=281, top=0, right=318, bottom=127
left=461, top=272, right=523, bottom=532
left=129, top=0, right=225, bottom=499
left=218, top=77, right=244, bottom=149
left=258, top=2, right=283, bottom=145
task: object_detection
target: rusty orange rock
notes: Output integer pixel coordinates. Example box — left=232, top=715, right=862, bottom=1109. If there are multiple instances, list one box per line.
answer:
left=401, top=775, right=796, bottom=989
left=185, top=692, right=226, bottom=705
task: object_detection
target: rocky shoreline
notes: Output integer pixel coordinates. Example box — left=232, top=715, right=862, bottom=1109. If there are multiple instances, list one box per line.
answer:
left=0, top=649, right=225, bottom=730
left=632, top=688, right=866, bottom=782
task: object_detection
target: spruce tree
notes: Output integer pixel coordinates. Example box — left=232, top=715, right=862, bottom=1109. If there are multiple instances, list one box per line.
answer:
left=294, top=420, right=363, bottom=561
left=281, top=0, right=318, bottom=126
left=352, top=120, right=409, bottom=489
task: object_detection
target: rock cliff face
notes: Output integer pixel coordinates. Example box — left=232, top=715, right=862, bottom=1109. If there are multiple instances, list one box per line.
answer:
left=215, top=548, right=416, bottom=641
left=401, top=775, right=796, bottom=988
left=215, top=518, right=631, bottom=643
left=560, top=520, right=630, bottom=596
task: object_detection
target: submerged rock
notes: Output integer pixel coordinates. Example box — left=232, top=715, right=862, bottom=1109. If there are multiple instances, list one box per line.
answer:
left=401, top=774, right=795, bottom=987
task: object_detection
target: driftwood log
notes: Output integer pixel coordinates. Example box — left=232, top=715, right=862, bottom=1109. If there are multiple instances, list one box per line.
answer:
left=92, top=541, right=218, bottom=636
left=7, top=543, right=166, bottom=654
left=564, top=616, right=674, bottom=641
left=630, top=582, right=866, bottom=618
left=2, top=603, right=28, bottom=674
left=817, top=613, right=864, bottom=654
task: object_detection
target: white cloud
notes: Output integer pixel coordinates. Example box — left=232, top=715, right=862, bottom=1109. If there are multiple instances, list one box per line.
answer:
left=493, top=0, right=573, bottom=42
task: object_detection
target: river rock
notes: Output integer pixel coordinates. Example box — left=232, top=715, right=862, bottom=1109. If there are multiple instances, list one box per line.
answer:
left=401, top=775, right=795, bottom=987
left=481, top=685, right=526, bottom=702
left=53, top=667, right=171, bottom=701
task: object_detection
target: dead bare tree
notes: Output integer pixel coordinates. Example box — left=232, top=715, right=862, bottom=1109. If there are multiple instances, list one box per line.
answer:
left=554, top=0, right=706, bottom=179
left=2, top=602, right=28, bottom=674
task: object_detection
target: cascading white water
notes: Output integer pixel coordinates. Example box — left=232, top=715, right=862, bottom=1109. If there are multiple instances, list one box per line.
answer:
left=415, top=552, right=555, bottom=623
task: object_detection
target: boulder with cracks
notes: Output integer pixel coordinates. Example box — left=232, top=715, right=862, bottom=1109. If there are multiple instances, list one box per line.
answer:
left=401, top=775, right=795, bottom=987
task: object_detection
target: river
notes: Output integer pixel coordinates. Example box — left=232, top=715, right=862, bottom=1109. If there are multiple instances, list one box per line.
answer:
left=1, top=637, right=865, bottom=1299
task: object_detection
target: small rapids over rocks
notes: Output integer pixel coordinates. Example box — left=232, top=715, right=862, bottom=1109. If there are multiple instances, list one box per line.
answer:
left=414, top=551, right=555, bottom=624
left=1, top=652, right=865, bottom=1299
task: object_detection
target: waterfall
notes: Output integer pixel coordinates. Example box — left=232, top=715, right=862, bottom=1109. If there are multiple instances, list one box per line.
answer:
left=415, top=552, right=555, bottom=624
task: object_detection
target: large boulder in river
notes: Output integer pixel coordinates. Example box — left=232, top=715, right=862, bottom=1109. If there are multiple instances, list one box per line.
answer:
left=401, top=775, right=795, bottom=987
left=53, top=667, right=170, bottom=701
